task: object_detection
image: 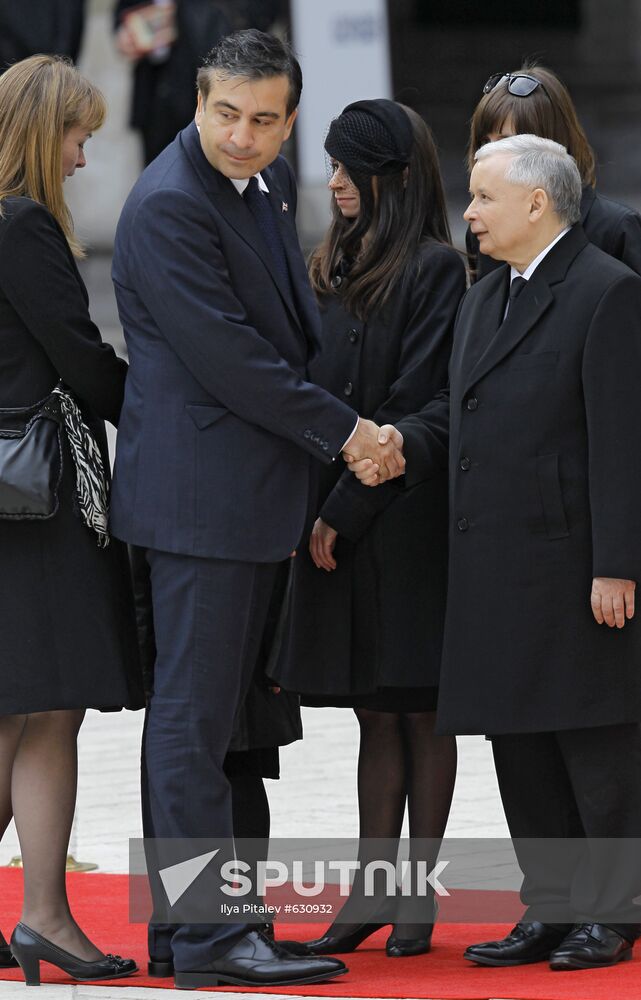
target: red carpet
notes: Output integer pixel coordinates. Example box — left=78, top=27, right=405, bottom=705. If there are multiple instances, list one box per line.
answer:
left=0, top=868, right=639, bottom=998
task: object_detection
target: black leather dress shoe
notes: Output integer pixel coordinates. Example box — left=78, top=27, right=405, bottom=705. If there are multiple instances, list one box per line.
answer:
left=148, top=921, right=275, bottom=977
left=549, top=923, right=633, bottom=970
left=0, top=941, right=18, bottom=968
left=148, top=956, right=173, bottom=977
left=464, top=921, right=569, bottom=967
left=173, top=930, right=348, bottom=989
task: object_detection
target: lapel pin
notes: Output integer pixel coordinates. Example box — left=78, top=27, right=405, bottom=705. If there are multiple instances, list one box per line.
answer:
left=281, top=201, right=288, bottom=213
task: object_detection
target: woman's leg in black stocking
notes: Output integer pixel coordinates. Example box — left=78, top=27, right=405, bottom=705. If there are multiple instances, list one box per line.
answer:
left=12, top=709, right=105, bottom=960
left=328, top=709, right=406, bottom=930
left=394, top=711, right=457, bottom=940
left=355, top=709, right=406, bottom=841
left=0, top=714, right=27, bottom=948
left=229, top=771, right=271, bottom=925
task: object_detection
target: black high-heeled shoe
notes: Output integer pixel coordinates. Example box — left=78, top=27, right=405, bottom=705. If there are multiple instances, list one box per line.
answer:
left=10, top=922, right=137, bottom=986
left=385, top=923, right=434, bottom=957
left=279, top=921, right=389, bottom=956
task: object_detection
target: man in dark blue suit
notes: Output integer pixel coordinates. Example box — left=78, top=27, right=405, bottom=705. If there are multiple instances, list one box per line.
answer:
left=111, top=28, right=403, bottom=990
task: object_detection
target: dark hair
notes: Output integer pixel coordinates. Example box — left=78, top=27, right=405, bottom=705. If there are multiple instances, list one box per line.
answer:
left=309, top=106, right=452, bottom=321
left=197, top=28, right=302, bottom=117
left=468, top=63, right=595, bottom=186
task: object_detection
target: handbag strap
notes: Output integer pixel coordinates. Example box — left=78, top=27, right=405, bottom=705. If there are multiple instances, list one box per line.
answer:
left=51, top=385, right=110, bottom=548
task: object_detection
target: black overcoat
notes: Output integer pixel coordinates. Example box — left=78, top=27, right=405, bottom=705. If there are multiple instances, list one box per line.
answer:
left=0, top=197, right=143, bottom=714
left=276, top=243, right=466, bottom=696
left=467, top=186, right=641, bottom=280
left=399, top=225, right=641, bottom=735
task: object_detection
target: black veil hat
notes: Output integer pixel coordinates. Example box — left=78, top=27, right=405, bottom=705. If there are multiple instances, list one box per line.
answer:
left=324, top=98, right=413, bottom=177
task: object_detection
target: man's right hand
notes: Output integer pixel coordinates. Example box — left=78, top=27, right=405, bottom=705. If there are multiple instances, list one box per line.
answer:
left=342, top=419, right=404, bottom=482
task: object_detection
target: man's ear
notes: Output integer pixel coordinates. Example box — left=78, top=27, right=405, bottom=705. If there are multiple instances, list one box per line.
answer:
left=283, top=107, right=298, bottom=141
left=529, top=187, right=549, bottom=221
left=195, top=91, right=204, bottom=125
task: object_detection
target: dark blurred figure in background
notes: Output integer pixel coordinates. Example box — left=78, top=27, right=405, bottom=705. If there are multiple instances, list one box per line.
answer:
left=114, top=0, right=282, bottom=165
left=0, top=0, right=86, bottom=68
left=466, top=63, right=641, bottom=280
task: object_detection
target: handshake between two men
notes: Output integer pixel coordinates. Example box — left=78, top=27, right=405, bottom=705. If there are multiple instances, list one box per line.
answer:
left=342, top=418, right=404, bottom=485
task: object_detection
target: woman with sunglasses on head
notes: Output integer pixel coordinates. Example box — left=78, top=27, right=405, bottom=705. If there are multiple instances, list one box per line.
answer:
left=467, top=64, right=641, bottom=280
left=275, top=99, right=466, bottom=958
left=0, top=55, right=142, bottom=985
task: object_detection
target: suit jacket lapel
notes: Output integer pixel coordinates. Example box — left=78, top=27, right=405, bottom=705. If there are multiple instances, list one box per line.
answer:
left=265, top=165, right=322, bottom=347
left=456, top=267, right=508, bottom=388
left=462, top=225, right=588, bottom=395
left=180, top=125, right=303, bottom=330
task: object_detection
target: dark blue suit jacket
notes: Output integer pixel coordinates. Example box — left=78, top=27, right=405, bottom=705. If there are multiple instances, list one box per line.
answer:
left=110, top=123, right=356, bottom=561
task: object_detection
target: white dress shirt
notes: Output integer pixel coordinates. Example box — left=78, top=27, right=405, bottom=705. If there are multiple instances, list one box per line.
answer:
left=509, top=226, right=571, bottom=284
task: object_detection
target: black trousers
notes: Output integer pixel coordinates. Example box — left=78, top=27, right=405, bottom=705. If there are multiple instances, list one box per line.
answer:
left=142, top=548, right=280, bottom=972
left=491, top=723, right=641, bottom=940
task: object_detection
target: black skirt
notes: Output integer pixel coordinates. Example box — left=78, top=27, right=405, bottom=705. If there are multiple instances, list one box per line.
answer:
left=304, top=685, right=439, bottom=714
left=0, top=436, right=143, bottom=715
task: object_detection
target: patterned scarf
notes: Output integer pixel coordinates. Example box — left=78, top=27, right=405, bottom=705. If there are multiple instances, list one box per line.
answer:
left=52, top=385, right=110, bottom=548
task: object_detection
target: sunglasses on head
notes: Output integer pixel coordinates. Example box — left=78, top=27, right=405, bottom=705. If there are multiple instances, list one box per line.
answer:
left=483, top=72, right=549, bottom=98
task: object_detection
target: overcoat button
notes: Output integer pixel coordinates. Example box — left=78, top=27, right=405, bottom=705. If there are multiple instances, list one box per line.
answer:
left=466, top=397, right=478, bottom=411
left=343, top=381, right=353, bottom=397
left=348, top=328, right=359, bottom=343
left=457, top=517, right=469, bottom=532
left=460, top=457, right=471, bottom=471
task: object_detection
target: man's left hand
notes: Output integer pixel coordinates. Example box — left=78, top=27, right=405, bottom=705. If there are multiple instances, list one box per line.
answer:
left=591, top=577, right=636, bottom=628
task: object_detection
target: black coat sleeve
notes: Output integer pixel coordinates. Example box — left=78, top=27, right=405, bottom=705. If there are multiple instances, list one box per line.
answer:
left=319, top=246, right=465, bottom=541
left=610, top=210, right=641, bottom=277
left=396, top=386, right=450, bottom=489
left=582, top=272, right=641, bottom=579
left=0, top=201, right=127, bottom=425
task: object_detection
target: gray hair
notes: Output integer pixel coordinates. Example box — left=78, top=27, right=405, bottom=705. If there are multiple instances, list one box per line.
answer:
left=475, top=134, right=582, bottom=226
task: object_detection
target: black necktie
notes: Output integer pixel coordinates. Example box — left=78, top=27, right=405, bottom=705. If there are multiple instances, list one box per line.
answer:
left=244, top=176, right=292, bottom=292
left=505, top=275, right=527, bottom=319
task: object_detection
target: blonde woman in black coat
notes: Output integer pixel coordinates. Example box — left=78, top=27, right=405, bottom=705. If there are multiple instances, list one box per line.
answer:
left=0, top=56, right=141, bottom=985
left=276, top=100, right=466, bottom=958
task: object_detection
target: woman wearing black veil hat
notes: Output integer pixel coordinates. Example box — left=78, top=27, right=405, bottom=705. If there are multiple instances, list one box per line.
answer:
left=275, top=99, right=466, bottom=958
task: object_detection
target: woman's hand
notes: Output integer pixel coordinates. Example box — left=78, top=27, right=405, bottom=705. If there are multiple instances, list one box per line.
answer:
left=309, top=518, right=338, bottom=571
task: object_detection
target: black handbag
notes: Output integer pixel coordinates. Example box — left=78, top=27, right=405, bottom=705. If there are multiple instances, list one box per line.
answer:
left=0, top=390, right=63, bottom=519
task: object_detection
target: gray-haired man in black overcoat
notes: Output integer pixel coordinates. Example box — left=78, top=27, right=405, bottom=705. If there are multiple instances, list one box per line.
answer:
left=348, top=134, right=641, bottom=973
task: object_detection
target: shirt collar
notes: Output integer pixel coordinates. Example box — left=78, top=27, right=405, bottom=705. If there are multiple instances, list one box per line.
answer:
left=229, top=174, right=269, bottom=196
left=510, top=227, right=571, bottom=283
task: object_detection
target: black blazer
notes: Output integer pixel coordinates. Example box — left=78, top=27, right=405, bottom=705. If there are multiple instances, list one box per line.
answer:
left=276, top=243, right=466, bottom=695
left=466, top=186, right=641, bottom=280
left=399, top=225, right=641, bottom=735
left=0, top=196, right=142, bottom=715
left=0, top=197, right=126, bottom=422
left=111, top=123, right=357, bottom=562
